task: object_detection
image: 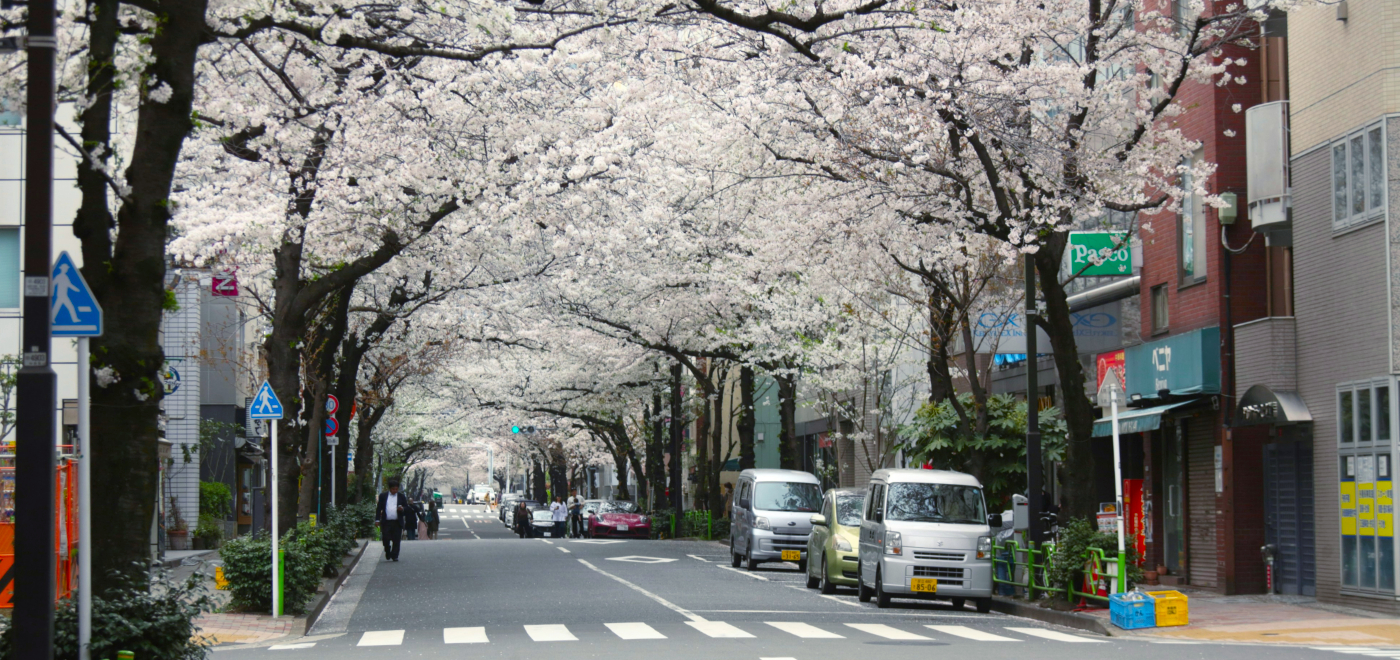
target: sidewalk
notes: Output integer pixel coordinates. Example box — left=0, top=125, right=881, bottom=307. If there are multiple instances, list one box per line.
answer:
left=1086, top=587, right=1400, bottom=645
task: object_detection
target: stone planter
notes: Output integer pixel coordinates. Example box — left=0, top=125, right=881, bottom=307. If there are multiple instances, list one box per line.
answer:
left=168, top=530, right=190, bottom=551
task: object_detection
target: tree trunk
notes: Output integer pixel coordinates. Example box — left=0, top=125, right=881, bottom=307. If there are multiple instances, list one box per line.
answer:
left=80, top=0, right=206, bottom=596
left=738, top=365, right=756, bottom=470
left=647, top=396, right=665, bottom=509
left=709, top=364, right=730, bottom=512
left=1035, top=236, right=1095, bottom=521
left=531, top=460, right=547, bottom=502
left=669, top=362, right=683, bottom=510
left=776, top=371, right=799, bottom=470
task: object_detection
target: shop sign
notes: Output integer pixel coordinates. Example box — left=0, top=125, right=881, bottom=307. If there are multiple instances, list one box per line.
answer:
left=1124, top=326, right=1220, bottom=399
left=1096, top=350, right=1125, bottom=391
left=965, top=300, right=1123, bottom=355
left=1068, top=231, right=1132, bottom=276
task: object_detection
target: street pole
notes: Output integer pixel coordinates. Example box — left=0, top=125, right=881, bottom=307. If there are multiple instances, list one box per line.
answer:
left=78, top=338, right=91, bottom=660
left=16, top=2, right=59, bottom=659
left=329, top=443, right=335, bottom=512
left=1111, top=387, right=1126, bottom=593
left=1024, top=256, right=1044, bottom=545
left=271, top=423, right=280, bottom=617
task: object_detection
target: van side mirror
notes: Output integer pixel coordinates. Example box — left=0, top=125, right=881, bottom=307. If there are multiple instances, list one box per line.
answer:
left=810, top=514, right=827, bottom=527
left=987, top=513, right=1003, bottom=528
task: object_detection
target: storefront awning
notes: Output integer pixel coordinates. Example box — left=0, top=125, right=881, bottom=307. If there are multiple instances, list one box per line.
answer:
left=1092, top=400, right=1198, bottom=437
left=1234, top=384, right=1313, bottom=426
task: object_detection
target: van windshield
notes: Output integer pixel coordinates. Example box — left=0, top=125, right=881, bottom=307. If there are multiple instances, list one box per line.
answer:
left=885, top=483, right=986, bottom=523
left=754, top=482, right=821, bottom=512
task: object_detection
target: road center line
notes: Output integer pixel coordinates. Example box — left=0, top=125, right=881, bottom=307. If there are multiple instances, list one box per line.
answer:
left=718, top=565, right=769, bottom=580
left=687, top=554, right=710, bottom=562
left=558, top=547, right=572, bottom=553
left=577, top=559, right=706, bottom=622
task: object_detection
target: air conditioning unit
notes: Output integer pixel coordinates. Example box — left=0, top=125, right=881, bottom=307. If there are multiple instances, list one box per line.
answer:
left=1246, top=101, right=1291, bottom=244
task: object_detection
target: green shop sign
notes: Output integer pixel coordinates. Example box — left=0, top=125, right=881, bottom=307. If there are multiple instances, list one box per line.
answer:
left=1068, top=231, right=1132, bottom=276
left=1124, top=327, right=1221, bottom=399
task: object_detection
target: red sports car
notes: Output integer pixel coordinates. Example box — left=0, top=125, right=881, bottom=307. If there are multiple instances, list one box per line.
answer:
left=588, top=500, right=651, bottom=538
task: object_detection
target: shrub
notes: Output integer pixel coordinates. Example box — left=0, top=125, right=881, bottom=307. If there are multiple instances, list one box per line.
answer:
left=199, top=481, right=232, bottom=518
left=194, top=514, right=224, bottom=548
left=285, top=521, right=353, bottom=577
left=327, top=501, right=376, bottom=540
left=219, top=531, right=321, bottom=614
left=0, top=566, right=214, bottom=660
left=1047, top=518, right=1144, bottom=594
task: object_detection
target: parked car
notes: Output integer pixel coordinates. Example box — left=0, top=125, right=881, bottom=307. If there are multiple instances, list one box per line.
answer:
left=498, top=494, right=521, bottom=524
left=857, top=468, right=1000, bottom=612
left=580, top=499, right=605, bottom=535
left=588, top=500, right=650, bottom=538
left=730, top=469, right=821, bottom=571
left=805, top=487, right=865, bottom=594
left=528, top=508, right=562, bottom=537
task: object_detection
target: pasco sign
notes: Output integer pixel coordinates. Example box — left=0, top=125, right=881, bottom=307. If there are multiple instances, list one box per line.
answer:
left=1068, top=231, right=1132, bottom=277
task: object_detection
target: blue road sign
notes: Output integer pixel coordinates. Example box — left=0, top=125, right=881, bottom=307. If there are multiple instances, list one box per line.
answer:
left=325, top=417, right=338, bottom=436
left=250, top=381, right=284, bottom=420
left=51, top=251, right=103, bottom=337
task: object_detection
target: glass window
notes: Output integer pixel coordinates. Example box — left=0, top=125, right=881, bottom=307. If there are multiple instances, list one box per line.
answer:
left=1333, top=123, right=1388, bottom=228
left=1152, top=284, right=1169, bottom=333
left=0, top=228, right=17, bottom=309
left=1379, top=455, right=1395, bottom=592
left=1351, top=135, right=1366, bottom=216
left=752, top=482, right=821, bottom=512
left=835, top=494, right=865, bottom=527
left=1379, top=386, right=1391, bottom=444
left=883, top=482, right=987, bottom=523
left=1369, top=127, right=1385, bottom=211
left=1341, top=391, right=1355, bottom=443
left=1360, top=387, right=1373, bottom=443
left=1181, top=161, right=1195, bottom=279
left=1334, top=143, right=1349, bottom=224
left=1343, top=457, right=1358, bottom=587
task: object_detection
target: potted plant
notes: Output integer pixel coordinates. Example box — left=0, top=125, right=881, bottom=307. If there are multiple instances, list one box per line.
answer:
left=194, top=513, right=224, bottom=550
left=168, top=501, right=190, bottom=550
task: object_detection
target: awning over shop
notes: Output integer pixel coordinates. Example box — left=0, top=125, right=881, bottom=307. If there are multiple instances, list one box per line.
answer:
left=1092, top=400, right=1198, bottom=437
left=1234, top=384, right=1313, bottom=426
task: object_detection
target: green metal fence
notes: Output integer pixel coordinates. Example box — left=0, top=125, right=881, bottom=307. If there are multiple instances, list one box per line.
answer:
left=991, top=538, right=1117, bottom=604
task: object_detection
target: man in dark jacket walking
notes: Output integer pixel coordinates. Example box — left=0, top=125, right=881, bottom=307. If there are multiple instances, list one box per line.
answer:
left=376, top=478, right=408, bottom=561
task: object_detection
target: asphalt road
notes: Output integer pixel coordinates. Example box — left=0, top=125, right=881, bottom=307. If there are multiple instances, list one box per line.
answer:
left=216, top=505, right=1350, bottom=660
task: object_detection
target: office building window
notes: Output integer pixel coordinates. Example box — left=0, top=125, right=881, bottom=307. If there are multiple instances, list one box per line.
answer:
left=1332, top=122, right=1387, bottom=230
left=0, top=228, right=18, bottom=309
left=1339, top=379, right=1396, bottom=593
left=1179, top=149, right=1207, bottom=284
left=1151, top=284, right=1168, bottom=334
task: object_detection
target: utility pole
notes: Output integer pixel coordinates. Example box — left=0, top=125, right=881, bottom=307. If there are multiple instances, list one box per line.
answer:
left=1024, top=256, right=1044, bottom=544
left=15, top=1, right=59, bottom=658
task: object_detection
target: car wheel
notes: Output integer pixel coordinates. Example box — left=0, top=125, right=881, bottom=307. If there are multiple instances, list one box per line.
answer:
left=857, top=569, right=872, bottom=602
left=797, top=558, right=808, bottom=574
left=805, top=553, right=820, bottom=589
left=951, top=597, right=966, bottom=610
left=819, top=559, right=836, bottom=595
left=875, top=568, right=892, bottom=609
left=746, top=541, right=759, bottom=571
left=975, top=597, right=992, bottom=613
left=731, top=551, right=742, bottom=568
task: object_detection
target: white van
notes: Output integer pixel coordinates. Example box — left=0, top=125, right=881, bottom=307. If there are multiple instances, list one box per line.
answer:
left=857, top=469, right=1001, bottom=611
left=729, top=469, right=822, bottom=571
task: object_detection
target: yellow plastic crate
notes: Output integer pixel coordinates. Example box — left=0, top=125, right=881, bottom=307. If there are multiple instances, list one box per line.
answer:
left=1148, top=590, right=1188, bottom=626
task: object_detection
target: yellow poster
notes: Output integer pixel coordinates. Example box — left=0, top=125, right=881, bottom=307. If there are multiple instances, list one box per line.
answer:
left=1379, top=455, right=1394, bottom=539
left=1342, top=475, right=1357, bottom=537
left=1360, top=455, right=1377, bottom=537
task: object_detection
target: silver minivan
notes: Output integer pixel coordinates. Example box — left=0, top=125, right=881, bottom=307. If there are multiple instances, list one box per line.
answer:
left=730, top=469, right=822, bottom=571
left=857, top=469, right=1001, bottom=611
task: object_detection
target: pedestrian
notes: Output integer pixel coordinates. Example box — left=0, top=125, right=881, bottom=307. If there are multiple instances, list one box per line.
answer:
left=514, top=501, right=531, bottom=538
left=404, top=498, right=420, bottom=540
left=550, top=496, right=567, bottom=538
left=375, top=478, right=407, bottom=561
left=567, top=489, right=585, bottom=538
left=426, top=500, right=441, bottom=540
left=721, top=483, right=734, bottom=518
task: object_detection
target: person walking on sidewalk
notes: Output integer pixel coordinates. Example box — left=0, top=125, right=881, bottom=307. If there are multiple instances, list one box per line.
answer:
left=550, top=496, right=567, bottom=538
left=514, top=501, right=532, bottom=538
left=567, top=489, right=585, bottom=538
left=375, top=478, right=407, bottom=561
left=425, top=500, right=441, bottom=540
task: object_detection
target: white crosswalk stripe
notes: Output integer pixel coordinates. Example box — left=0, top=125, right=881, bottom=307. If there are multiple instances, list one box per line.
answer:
left=687, top=621, right=755, bottom=638
left=1005, top=627, right=1104, bottom=643
left=844, top=623, right=930, bottom=640
left=606, top=622, right=668, bottom=639
left=269, top=643, right=316, bottom=650
left=444, top=627, right=489, bottom=644
left=926, top=625, right=1020, bottom=641
left=357, top=630, right=404, bottom=646
left=766, top=622, right=844, bottom=639
left=525, top=624, right=578, bottom=642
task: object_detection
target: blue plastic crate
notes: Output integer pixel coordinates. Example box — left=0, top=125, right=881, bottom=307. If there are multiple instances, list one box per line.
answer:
left=1110, top=592, right=1157, bottom=630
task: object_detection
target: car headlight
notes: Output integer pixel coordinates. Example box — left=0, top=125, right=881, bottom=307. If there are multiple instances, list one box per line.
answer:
left=977, top=536, right=992, bottom=560
left=754, top=516, right=771, bottom=531
left=835, top=536, right=853, bottom=552
left=884, top=530, right=902, bottom=555
left=639, top=516, right=649, bottom=524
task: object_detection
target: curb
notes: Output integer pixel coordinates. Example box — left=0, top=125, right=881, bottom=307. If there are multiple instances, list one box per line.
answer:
left=303, top=539, right=370, bottom=635
left=989, top=597, right=1114, bottom=636
left=158, top=549, right=218, bottom=569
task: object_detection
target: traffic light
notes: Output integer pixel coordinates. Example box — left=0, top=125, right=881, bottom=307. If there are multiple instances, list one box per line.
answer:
left=511, top=425, right=521, bottom=434
left=510, top=425, right=536, bottom=434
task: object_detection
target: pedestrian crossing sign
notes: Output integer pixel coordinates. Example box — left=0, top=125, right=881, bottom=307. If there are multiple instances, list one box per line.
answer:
left=250, top=380, right=284, bottom=419
left=50, top=251, right=102, bottom=337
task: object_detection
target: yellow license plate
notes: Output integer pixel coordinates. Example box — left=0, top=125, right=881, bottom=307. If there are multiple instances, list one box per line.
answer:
left=781, top=550, right=802, bottom=561
left=910, top=578, right=939, bottom=593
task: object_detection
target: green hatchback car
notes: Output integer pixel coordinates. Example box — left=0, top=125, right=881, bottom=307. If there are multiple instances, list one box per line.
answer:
left=805, top=487, right=866, bottom=594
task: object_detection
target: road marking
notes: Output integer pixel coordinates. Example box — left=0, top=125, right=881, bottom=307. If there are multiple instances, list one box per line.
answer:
left=686, top=621, right=755, bottom=638
left=607, top=556, right=678, bottom=563
left=688, top=554, right=710, bottom=562
left=926, top=625, right=1020, bottom=641
left=357, top=630, right=404, bottom=646
left=760, top=658, right=798, bottom=660
left=1005, top=627, right=1105, bottom=643
left=766, top=622, right=844, bottom=639
left=525, top=625, right=577, bottom=642
left=817, top=593, right=863, bottom=608
left=462, top=519, right=471, bottom=529
left=269, top=643, right=316, bottom=650
left=845, top=624, right=930, bottom=640
left=605, top=622, right=667, bottom=639
left=559, top=547, right=572, bottom=553
left=541, top=539, right=554, bottom=545
left=444, top=627, right=489, bottom=644
left=718, top=565, right=769, bottom=580
left=578, top=559, right=706, bottom=622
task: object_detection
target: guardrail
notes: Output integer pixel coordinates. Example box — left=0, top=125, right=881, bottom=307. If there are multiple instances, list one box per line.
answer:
left=992, top=539, right=1117, bottom=604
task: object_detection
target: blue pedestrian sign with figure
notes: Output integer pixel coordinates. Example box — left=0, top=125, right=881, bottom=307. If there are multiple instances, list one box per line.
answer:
left=250, top=381, right=284, bottom=419
left=51, top=252, right=102, bottom=337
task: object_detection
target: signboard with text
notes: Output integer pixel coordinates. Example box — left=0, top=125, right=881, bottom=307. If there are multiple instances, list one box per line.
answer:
left=1068, top=231, right=1132, bottom=276
left=964, top=300, right=1123, bottom=355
